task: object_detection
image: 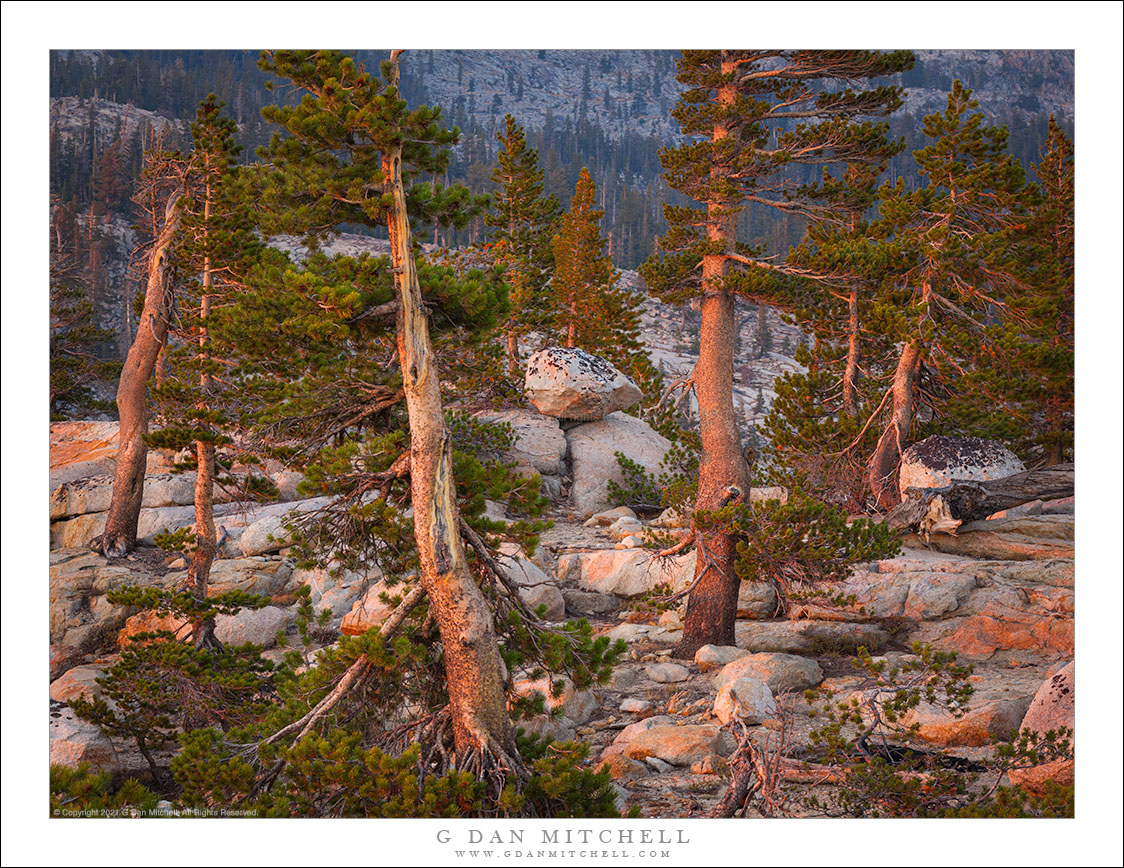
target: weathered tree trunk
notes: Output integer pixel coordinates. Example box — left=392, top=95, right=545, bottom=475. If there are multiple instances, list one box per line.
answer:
left=187, top=169, right=218, bottom=647
left=674, top=54, right=752, bottom=660
left=885, top=463, right=1074, bottom=534
left=100, top=193, right=184, bottom=557
left=384, top=51, right=519, bottom=770
left=868, top=340, right=922, bottom=511
left=842, top=287, right=860, bottom=418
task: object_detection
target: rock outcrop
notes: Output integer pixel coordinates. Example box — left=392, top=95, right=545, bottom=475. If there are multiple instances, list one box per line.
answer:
left=524, top=347, right=641, bottom=421
left=50, top=702, right=119, bottom=772
left=566, top=411, right=671, bottom=517
left=899, top=435, right=1025, bottom=496
left=713, top=652, right=824, bottom=694
left=713, top=677, right=778, bottom=725
left=557, top=548, right=694, bottom=598
left=1007, top=662, right=1075, bottom=794
left=475, top=408, right=568, bottom=477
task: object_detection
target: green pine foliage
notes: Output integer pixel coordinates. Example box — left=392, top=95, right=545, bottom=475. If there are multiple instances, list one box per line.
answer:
left=49, top=210, right=121, bottom=419
left=695, top=495, right=901, bottom=615
left=49, top=272, right=121, bottom=420
left=145, top=94, right=268, bottom=497
left=553, top=167, right=662, bottom=406
left=874, top=80, right=1034, bottom=449
left=50, top=764, right=161, bottom=817
left=76, top=50, right=628, bottom=816
left=795, top=644, right=1074, bottom=818
left=641, top=50, right=915, bottom=521
left=999, top=116, right=1074, bottom=463
left=765, top=81, right=1073, bottom=505
left=69, top=587, right=276, bottom=788
left=256, top=50, right=479, bottom=241
left=642, top=50, right=915, bottom=308
left=162, top=590, right=625, bottom=816
left=483, top=114, right=562, bottom=371
left=763, top=161, right=905, bottom=507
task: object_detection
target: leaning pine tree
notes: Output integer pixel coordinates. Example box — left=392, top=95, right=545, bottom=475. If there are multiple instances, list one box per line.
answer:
left=641, top=50, right=914, bottom=657
left=207, top=50, right=626, bottom=803
left=867, top=81, right=1032, bottom=507
left=253, top=47, right=520, bottom=775
left=99, top=188, right=184, bottom=557
left=77, top=51, right=624, bottom=817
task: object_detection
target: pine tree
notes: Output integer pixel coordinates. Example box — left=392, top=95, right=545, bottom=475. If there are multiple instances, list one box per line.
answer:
left=49, top=205, right=121, bottom=419
left=755, top=304, right=773, bottom=359
left=145, top=95, right=262, bottom=645
left=867, top=81, right=1030, bottom=507
left=100, top=188, right=185, bottom=558
left=1012, top=116, right=1074, bottom=464
left=228, top=51, right=624, bottom=792
left=483, top=115, right=560, bottom=377
left=763, top=159, right=905, bottom=507
left=552, top=167, right=660, bottom=404
left=641, top=50, right=914, bottom=657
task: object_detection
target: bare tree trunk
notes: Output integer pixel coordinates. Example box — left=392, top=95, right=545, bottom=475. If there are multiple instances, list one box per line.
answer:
left=674, top=54, right=751, bottom=660
left=885, top=463, right=1074, bottom=533
left=842, top=287, right=860, bottom=418
left=506, top=330, right=520, bottom=378
left=868, top=340, right=922, bottom=510
left=384, top=51, right=519, bottom=770
left=101, top=193, right=183, bottom=557
left=187, top=169, right=217, bottom=647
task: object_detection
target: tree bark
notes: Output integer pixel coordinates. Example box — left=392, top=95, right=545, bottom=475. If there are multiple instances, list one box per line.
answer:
left=868, top=340, right=922, bottom=511
left=384, top=51, right=519, bottom=769
left=674, top=53, right=752, bottom=660
left=187, top=167, right=217, bottom=647
left=506, top=330, right=520, bottom=378
left=101, top=192, right=184, bottom=557
left=842, top=287, right=860, bottom=418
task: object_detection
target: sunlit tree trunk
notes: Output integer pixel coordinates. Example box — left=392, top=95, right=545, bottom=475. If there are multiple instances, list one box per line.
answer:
left=506, top=330, right=520, bottom=378
left=101, top=193, right=183, bottom=557
left=869, top=340, right=922, bottom=510
left=187, top=163, right=218, bottom=646
left=843, top=287, right=861, bottom=418
left=674, top=54, right=752, bottom=659
left=384, top=51, right=519, bottom=770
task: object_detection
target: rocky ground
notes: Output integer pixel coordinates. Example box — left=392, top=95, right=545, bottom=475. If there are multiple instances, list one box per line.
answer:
left=48, top=350, right=1074, bottom=815
left=49, top=423, right=1074, bottom=814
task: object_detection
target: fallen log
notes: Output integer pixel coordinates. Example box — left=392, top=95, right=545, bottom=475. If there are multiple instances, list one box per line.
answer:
left=885, top=464, right=1073, bottom=536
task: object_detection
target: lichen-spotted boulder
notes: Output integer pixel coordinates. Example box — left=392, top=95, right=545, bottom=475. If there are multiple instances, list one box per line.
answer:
left=1007, top=662, right=1075, bottom=794
left=524, top=347, right=641, bottom=421
left=899, top=435, right=1025, bottom=496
